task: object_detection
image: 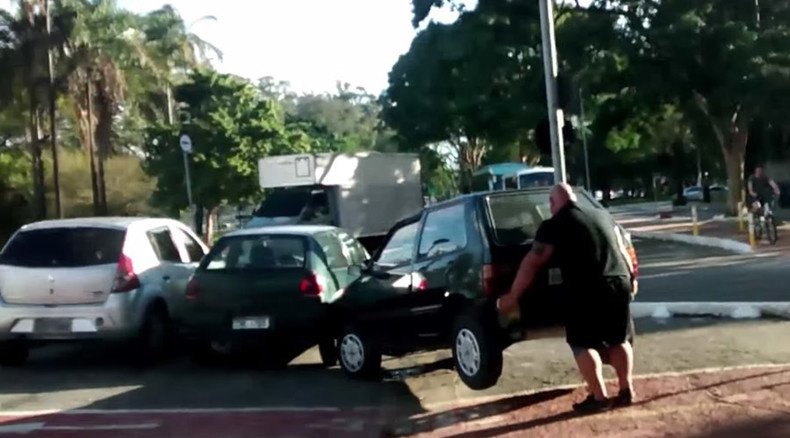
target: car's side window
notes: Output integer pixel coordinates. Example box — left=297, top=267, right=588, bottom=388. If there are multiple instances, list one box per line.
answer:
left=314, top=232, right=350, bottom=269
left=172, top=227, right=206, bottom=263
left=338, top=231, right=368, bottom=266
left=147, top=227, right=181, bottom=263
left=418, top=204, right=467, bottom=259
left=375, top=222, right=419, bottom=268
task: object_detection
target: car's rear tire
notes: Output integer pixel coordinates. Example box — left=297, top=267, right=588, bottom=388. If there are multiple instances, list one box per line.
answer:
left=318, top=337, right=338, bottom=367
left=136, top=306, right=170, bottom=365
left=338, top=325, right=381, bottom=380
left=0, top=341, right=29, bottom=367
left=452, top=308, right=503, bottom=391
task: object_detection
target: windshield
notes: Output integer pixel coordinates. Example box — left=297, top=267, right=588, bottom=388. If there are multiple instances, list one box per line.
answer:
left=202, top=235, right=306, bottom=272
left=0, top=227, right=125, bottom=268
left=486, top=189, right=600, bottom=246
left=253, top=188, right=312, bottom=218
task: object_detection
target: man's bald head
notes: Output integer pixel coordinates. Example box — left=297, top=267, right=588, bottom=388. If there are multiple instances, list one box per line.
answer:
left=549, top=183, right=576, bottom=215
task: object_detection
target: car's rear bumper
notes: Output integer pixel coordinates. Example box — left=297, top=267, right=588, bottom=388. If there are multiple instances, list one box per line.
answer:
left=0, top=293, right=139, bottom=342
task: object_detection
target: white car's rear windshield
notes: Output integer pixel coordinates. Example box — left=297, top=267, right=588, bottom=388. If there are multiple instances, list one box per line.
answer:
left=0, top=227, right=125, bottom=268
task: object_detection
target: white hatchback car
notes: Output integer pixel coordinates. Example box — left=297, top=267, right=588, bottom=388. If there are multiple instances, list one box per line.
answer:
left=0, top=217, right=208, bottom=365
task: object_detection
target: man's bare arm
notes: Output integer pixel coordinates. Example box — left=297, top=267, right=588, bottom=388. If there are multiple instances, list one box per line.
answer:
left=748, top=180, right=756, bottom=197
left=770, top=179, right=781, bottom=195
left=508, top=242, right=554, bottom=299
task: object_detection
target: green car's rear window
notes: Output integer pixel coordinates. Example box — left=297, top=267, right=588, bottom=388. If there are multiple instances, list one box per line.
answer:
left=485, top=189, right=600, bottom=246
left=202, top=235, right=306, bottom=271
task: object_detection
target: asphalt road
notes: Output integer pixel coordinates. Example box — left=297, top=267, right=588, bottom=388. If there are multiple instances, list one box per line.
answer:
left=0, top=238, right=788, bottom=437
left=634, top=238, right=789, bottom=302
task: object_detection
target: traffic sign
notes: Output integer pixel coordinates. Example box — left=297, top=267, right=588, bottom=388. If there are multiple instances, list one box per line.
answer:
left=179, top=134, right=193, bottom=154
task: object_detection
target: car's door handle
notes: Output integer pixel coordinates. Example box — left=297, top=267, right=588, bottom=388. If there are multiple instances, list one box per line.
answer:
left=162, top=275, right=171, bottom=282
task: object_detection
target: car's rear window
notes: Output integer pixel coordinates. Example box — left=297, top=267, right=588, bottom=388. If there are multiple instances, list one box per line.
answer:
left=202, top=235, right=306, bottom=271
left=0, top=227, right=125, bottom=268
left=485, top=190, right=600, bottom=246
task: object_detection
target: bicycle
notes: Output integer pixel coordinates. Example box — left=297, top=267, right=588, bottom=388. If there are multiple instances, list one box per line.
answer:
left=753, top=200, right=779, bottom=245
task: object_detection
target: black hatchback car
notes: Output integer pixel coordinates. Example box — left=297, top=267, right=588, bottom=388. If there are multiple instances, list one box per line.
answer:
left=332, top=187, right=638, bottom=390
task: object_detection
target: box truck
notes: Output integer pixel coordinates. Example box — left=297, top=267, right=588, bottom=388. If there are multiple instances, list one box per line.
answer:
left=245, top=152, right=424, bottom=252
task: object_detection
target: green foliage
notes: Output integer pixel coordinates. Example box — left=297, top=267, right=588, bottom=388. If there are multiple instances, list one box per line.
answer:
left=142, top=70, right=300, bottom=212
left=49, top=148, right=157, bottom=217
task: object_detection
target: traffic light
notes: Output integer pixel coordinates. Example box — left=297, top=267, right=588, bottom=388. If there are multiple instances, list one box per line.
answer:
left=534, top=117, right=578, bottom=156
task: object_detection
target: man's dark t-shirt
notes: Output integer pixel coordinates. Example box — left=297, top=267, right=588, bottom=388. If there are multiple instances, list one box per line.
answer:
left=749, top=175, right=775, bottom=202
left=534, top=202, right=632, bottom=348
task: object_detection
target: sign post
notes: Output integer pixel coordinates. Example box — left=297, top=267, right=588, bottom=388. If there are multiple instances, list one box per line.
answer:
left=179, top=134, right=194, bottom=207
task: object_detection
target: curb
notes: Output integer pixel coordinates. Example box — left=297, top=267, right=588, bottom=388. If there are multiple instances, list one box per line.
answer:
left=631, top=230, right=753, bottom=254
left=631, top=301, right=790, bottom=319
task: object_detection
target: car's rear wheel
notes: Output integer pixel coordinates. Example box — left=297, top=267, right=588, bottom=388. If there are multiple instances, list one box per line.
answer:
left=318, top=337, right=338, bottom=367
left=452, top=308, right=503, bottom=390
left=0, top=341, right=28, bottom=367
left=136, top=306, right=170, bottom=365
left=338, top=325, right=381, bottom=379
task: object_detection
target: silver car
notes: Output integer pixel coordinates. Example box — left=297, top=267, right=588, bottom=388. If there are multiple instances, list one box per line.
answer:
left=0, top=217, right=208, bottom=366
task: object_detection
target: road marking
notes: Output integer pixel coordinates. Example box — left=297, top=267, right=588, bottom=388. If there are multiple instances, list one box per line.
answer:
left=422, top=362, right=790, bottom=411
left=0, top=406, right=374, bottom=418
left=630, top=301, right=790, bottom=319
left=0, top=422, right=159, bottom=434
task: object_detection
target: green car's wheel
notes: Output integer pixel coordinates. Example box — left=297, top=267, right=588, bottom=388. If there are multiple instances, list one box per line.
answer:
left=338, top=324, right=381, bottom=380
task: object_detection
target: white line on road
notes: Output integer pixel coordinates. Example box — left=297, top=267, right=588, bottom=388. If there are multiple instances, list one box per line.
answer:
left=0, top=422, right=159, bottom=434
left=631, top=301, right=790, bottom=319
left=0, top=406, right=368, bottom=418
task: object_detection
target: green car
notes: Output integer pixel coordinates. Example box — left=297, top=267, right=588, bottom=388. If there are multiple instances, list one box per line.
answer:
left=181, top=225, right=368, bottom=366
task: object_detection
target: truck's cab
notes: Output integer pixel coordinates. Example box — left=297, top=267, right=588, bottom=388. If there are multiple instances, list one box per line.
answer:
left=245, top=186, right=335, bottom=229
left=247, top=152, right=424, bottom=254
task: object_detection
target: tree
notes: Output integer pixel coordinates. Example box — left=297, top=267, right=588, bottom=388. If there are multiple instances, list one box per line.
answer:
left=618, top=0, right=790, bottom=213
left=383, top=0, right=547, bottom=191
left=142, top=70, right=304, bottom=240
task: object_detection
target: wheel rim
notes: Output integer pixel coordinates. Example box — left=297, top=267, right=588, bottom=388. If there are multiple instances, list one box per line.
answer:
left=455, top=328, right=481, bottom=377
left=340, top=334, right=365, bottom=373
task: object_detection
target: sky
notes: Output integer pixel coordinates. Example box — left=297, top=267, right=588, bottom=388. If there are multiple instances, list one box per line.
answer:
left=116, top=0, right=462, bottom=95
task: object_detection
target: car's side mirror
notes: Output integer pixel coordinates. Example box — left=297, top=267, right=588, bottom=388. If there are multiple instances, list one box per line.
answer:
left=348, top=264, right=363, bottom=277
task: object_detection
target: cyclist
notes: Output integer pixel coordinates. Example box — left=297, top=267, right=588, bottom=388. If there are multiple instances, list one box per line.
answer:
left=747, top=166, right=781, bottom=216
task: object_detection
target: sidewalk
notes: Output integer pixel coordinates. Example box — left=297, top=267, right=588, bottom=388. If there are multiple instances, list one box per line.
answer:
left=394, top=365, right=790, bottom=437
left=619, top=214, right=790, bottom=254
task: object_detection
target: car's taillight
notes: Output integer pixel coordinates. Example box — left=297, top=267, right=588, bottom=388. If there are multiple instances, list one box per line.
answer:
left=300, top=273, right=326, bottom=297
left=112, top=254, right=140, bottom=293
left=482, top=264, right=509, bottom=297
left=185, top=277, right=200, bottom=300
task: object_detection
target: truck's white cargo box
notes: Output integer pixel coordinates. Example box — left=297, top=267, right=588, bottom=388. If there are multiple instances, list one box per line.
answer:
left=257, top=152, right=423, bottom=237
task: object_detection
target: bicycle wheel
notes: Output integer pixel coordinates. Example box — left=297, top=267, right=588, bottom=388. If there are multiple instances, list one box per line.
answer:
left=766, top=217, right=778, bottom=245
left=754, top=218, right=764, bottom=241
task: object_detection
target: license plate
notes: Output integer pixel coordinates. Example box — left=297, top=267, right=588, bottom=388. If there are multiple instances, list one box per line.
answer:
left=35, top=318, right=72, bottom=333
left=232, top=316, right=270, bottom=330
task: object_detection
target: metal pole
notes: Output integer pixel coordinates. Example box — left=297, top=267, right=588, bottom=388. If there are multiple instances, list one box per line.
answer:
left=539, top=0, right=566, bottom=184
left=579, top=88, right=591, bottom=191
left=45, top=0, right=61, bottom=218
left=183, top=151, right=193, bottom=207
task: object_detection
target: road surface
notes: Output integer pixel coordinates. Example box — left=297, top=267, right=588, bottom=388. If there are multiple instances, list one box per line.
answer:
left=0, top=237, right=788, bottom=437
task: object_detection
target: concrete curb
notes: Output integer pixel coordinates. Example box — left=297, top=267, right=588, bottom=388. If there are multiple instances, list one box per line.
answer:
left=631, top=302, right=790, bottom=319
left=631, top=230, right=754, bottom=254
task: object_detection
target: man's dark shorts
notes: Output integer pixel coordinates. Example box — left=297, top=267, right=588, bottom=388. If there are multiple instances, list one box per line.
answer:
left=566, top=275, right=634, bottom=356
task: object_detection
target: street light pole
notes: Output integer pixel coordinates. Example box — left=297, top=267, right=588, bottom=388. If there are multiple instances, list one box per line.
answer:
left=539, top=0, right=566, bottom=184
left=579, top=88, right=591, bottom=191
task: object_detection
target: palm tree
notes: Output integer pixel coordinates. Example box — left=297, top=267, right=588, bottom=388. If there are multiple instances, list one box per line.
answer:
left=138, top=6, right=222, bottom=123
left=60, top=0, right=141, bottom=215
left=0, top=2, right=52, bottom=219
